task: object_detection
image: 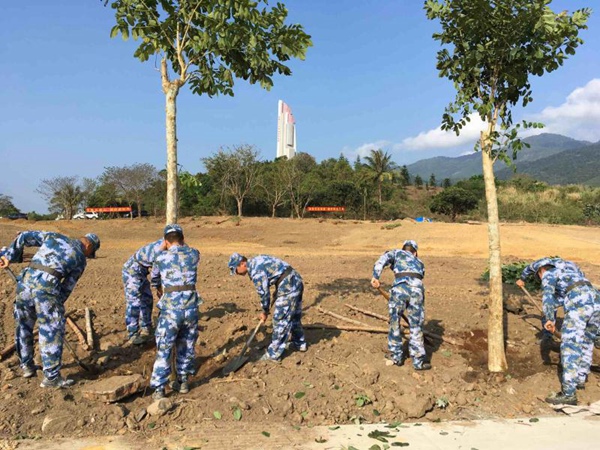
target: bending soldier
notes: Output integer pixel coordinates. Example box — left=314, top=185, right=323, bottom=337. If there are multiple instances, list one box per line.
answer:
left=0, top=231, right=100, bottom=388
left=517, top=257, right=600, bottom=405
left=122, top=234, right=164, bottom=345
left=371, top=240, right=431, bottom=371
left=228, top=253, right=306, bottom=362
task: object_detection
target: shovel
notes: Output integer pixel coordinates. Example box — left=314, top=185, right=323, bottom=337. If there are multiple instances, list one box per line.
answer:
left=222, top=318, right=264, bottom=375
left=2, top=266, right=94, bottom=372
left=519, top=285, right=562, bottom=340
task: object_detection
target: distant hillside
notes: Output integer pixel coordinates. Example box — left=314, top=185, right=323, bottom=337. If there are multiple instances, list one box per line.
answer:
left=496, top=141, right=600, bottom=185
left=407, top=133, right=590, bottom=182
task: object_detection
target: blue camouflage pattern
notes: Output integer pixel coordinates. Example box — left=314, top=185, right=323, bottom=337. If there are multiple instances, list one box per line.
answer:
left=122, top=239, right=163, bottom=337
left=373, top=248, right=427, bottom=368
left=521, top=258, right=587, bottom=338
left=150, top=244, right=200, bottom=389
left=247, top=255, right=306, bottom=360
left=150, top=308, right=199, bottom=388
left=4, top=231, right=87, bottom=379
left=525, top=258, right=600, bottom=396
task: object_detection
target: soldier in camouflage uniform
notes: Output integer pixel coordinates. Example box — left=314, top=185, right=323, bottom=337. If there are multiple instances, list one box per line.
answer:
left=518, top=257, right=600, bottom=405
left=122, top=236, right=165, bottom=345
left=228, top=253, right=306, bottom=362
left=0, top=231, right=100, bottom=388
left=150, top=225, right=200, bottom=399
left=371, top=240, right=431, bottom=371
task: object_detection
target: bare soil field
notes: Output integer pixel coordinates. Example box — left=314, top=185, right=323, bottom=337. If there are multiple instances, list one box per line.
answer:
left=0, top=217, right=599, bottom=443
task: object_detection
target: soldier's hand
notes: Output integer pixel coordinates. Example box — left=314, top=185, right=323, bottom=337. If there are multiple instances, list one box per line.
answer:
left=0, top=256, right=9, bottom=269
left=544, top=320, right=556, bottom=334
left=370, top=278, right=380, bottom=289
left=259, top=312, right=268, bottom=323
left=516, top=279, right=525, bottom=288
left=156, top=287, right=163, bottom=298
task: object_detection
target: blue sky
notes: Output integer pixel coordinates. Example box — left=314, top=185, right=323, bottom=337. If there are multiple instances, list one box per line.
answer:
left=1, top=0, right=599, bottom=212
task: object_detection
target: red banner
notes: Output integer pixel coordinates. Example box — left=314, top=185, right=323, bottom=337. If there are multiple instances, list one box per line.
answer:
left=86, top=207, right=132, bottom=213
left=306, top=206, right=346, bottom=212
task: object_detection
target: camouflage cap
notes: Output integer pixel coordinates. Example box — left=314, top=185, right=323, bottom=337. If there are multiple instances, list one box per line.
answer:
left=532, top=257, right=556, bottom=278
left=164, top=224, right=184, bottom=237
left=403, top=240, right=418, bottom=252
left=85, top=233, right=100, bottom=258
left=228, top=252, right=245, bottom=275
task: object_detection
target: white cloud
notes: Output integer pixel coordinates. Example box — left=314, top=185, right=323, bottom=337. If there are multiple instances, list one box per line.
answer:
left=342, top=78, right=600, bottom=160
left=398, top=114, right=486, bottom=151
left=531, top=78, right=600, bottom=142
left=342, top=140, right=391, bottom=159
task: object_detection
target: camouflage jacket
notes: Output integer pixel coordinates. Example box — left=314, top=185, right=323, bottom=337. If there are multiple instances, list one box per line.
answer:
left=155, top=244, right=200, bottom=311
left=3, top=231, right=86, bottom=303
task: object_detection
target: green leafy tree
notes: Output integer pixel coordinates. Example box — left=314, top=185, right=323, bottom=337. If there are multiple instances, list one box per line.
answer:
left=442, top=178, right=452, bottom=188
left=430, top=187, right=478, bottom=221
left=429, top=173, right=437, bottom=187
left=399, top=165, right=411, bottom=186
left=36, top=176, right=94, bottom=219
left=257, top=159, right=288, bottom=218
left=0, top=194, right=19, bottom=217
left=106, top=0, right=311, bottom=224
left=414, top=174, right=423, bottom=189
left=101, top=164, right=159, bottom=219
left=281, top=152, right=317, bottom=218
left=179, top=170, right=204, bottom=216
left=425, top=0, right=590, bottom=371
left=203, top=145, right=261, bottom=217
left=365, top=149, right=397, bottom=205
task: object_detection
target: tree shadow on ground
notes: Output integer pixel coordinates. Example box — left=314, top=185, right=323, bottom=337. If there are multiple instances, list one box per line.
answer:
left=190, top=316, right=339, bottom=390
left=308, top=277, right=448, bottom=361
left=203, top=302, right=248, bottom=319
left=306, top=277, right=375, bottom=310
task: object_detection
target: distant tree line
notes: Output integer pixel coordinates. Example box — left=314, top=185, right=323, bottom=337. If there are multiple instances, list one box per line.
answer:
left=3, top=147, right=596, bottom=226
left=32, top=147, right=441, bottom=221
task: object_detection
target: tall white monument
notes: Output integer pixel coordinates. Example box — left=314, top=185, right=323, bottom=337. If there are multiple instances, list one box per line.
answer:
left=276, top=100, right=297, bottom=159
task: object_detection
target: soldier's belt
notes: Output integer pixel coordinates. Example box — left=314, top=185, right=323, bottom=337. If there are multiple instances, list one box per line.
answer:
left=163, top=284, right=196, bottom=293
left=565, top=280, right=593, bottom=295
left=394, top=272, right=423, bottom=280
left=29, top=263, right=63, bottom=280
left=275, top=266, right=294, bottom=290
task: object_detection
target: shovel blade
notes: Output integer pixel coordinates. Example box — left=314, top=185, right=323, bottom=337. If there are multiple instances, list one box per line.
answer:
left=222, top=356, right=250, bottom=376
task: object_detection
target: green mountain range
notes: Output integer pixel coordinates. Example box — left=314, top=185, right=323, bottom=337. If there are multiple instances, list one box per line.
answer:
left=406, top=133, right=599, bottom=185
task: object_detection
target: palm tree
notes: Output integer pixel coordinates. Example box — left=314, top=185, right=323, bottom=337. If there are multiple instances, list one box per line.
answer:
left=364, top=149, right=397, bottom=205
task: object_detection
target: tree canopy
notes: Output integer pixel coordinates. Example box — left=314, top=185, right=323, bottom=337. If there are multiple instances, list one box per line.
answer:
left=106, top=0, right=312, bottom=223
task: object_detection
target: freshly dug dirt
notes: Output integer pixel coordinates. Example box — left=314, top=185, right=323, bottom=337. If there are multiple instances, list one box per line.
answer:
left=0, top=217, right=599, bottom=440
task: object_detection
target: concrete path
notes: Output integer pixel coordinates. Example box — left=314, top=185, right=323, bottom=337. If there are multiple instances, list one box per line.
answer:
left=7, top=416, right=600, bottom=449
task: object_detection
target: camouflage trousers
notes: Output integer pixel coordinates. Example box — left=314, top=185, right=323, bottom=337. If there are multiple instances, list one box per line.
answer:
left=122, top=262, right=154, bottom=338
left=267, top=272, right=306, bottom=360
left=388, top=283, right=426, bottom=368
left=14, top=288, right=66, bottom=380
left=150, top=307, right=199, bottom=389
left=560, top=286, right=600, bottom=396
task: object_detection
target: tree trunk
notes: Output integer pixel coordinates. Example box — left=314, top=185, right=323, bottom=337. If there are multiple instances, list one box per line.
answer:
left=136, top=196, right=142, bottom=220
left=162, top=59, right=181, bottom=225
left=481, top=131, right=508, bottom=372
left=236, top=198, right=243, bottom=217
left=378, top=179, right=382, bottom=205
left=271, top=204, right=276, bottom=218
left=363, top=188, right=367, bottom=221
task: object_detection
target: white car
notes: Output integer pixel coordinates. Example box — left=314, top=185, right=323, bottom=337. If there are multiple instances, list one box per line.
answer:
left=73, top=212, right=99, bottom=220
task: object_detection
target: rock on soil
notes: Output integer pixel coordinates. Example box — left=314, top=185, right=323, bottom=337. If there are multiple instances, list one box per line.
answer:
left=147, top=398, right=173, bottom=417
left=81, top=374, right=143, bottom=403
left=395, top=392, right=434, bottom=419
